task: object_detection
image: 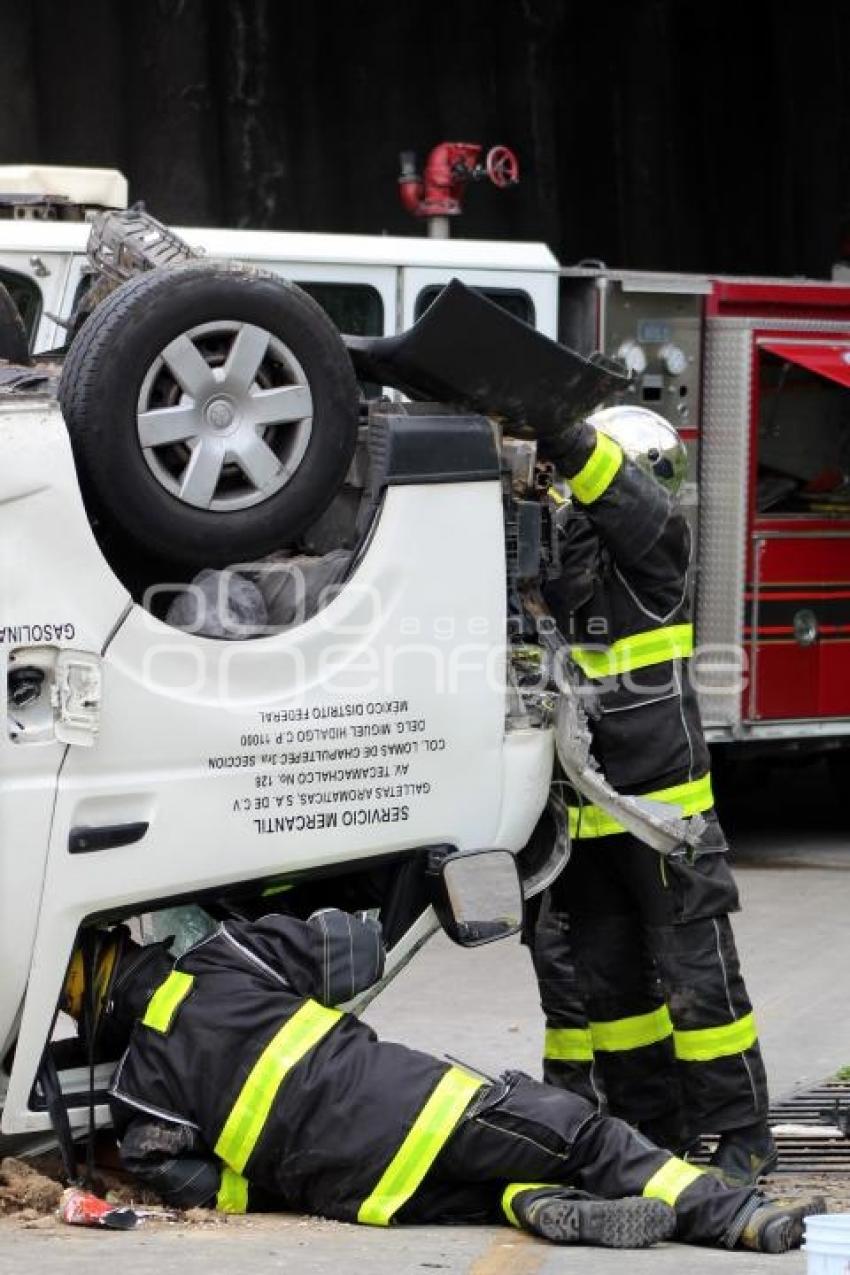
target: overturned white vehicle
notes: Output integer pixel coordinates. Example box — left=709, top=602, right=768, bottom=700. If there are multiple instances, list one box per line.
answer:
left=0, top=227, right=697, bottom=1155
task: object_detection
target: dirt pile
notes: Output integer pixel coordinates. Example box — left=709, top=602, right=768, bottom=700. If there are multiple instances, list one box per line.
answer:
left=0, top=1158, right=63, bottom=1217
left=763, top=1173, right=850, bottom=1214
left=0, top=1155, right=232, bottom=1229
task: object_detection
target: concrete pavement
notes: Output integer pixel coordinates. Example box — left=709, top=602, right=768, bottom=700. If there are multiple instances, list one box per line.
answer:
left=0, top=1214, right=814, bottom=1275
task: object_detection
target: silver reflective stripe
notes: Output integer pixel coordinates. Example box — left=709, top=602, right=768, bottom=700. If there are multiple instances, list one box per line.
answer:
left=220, top=925, right=290, bottom=988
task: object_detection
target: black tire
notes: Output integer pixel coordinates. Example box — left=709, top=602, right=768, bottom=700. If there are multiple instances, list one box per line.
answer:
left=59, top=261, right=359, bottom=568
left=0, top=282, right=29, bottom=364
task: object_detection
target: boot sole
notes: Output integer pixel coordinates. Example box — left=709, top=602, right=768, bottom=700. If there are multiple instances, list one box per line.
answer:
left=528, top=1197, right=676, bottom=1248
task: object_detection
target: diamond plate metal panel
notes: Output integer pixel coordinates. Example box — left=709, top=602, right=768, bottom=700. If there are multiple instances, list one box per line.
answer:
left=695, top=323, right=753, bottom=729
left=711, top=316, right=850, bottom=333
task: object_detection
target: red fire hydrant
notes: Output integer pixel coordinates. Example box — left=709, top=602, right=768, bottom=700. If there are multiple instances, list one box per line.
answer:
left=399, top=142, right=519, bottom=237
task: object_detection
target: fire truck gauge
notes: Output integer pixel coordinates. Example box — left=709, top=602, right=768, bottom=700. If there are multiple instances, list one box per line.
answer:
left=616, top=340, right=647, bottom=376
left=659, top=343, right=688, bottom=376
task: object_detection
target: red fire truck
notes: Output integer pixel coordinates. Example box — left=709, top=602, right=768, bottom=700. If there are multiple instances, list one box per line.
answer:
left=393, top=143, right=850, bottom=766
left=559, top=267, right=850, bottom=763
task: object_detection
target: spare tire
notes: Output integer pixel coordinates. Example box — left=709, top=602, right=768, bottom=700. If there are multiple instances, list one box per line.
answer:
left=0, top=282, right=29, bottom=365
left=59, top=262, right=359, bottom=568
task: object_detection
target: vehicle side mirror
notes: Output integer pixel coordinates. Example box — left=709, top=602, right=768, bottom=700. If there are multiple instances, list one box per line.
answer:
left=428, top=849, right=523, bottom=947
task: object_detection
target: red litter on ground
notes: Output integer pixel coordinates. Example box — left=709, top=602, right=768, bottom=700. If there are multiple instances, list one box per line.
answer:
left=59, top=1186, right=175, bottom=1230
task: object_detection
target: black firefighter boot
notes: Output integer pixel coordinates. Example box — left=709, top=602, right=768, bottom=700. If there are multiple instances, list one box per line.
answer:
left=735, top=1196, right=827, bottom=1254
left=507, top=1187, right=676, bottom=1248
left=709, top=1120, right=778, bottom=1186
left=638, top=1114, right=703, bottom=1159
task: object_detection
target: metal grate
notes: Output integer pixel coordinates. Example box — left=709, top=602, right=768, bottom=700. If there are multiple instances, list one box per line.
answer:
left=769, top=1080, right=850, bottom=1132
left=695, top=1081, right=850, bottom=1174
left=763, top=1136, right=850, bottom=1173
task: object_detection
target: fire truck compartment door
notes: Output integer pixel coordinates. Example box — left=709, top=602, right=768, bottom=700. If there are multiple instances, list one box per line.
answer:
left=759, top=339, right=850, bottom=389
left=748, top=534, right=850, bottom=721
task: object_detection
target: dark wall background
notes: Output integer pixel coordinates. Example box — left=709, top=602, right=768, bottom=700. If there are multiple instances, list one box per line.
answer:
left=1, top=0, right=849, bottom=277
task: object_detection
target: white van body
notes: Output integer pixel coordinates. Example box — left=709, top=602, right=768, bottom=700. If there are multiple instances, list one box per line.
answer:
left=0, top=220, right=559, bottom=355
left=0, top=170, right=561, bottom=1144
left=0, top=392, right=553, bottom=1139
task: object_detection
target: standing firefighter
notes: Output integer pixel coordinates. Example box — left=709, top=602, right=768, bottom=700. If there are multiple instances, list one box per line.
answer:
left=327, top=280, right=774, bottom=1181
left=61, top=916, right=820, bottom=1250
left=530, top=404, right=775, bottom=1183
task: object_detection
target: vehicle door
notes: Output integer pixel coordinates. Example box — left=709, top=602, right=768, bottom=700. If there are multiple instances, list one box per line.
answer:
left=256, top=263, right=395, bottom=337
left=0, top=252, right=72, bottom=354
left=747, top=336, right=850, bottom=721
left=400, top=266, right=557, bottom=338
left=3, top=448, right=510, bottom=1135
left=0, top=400, right=129, bottom=1070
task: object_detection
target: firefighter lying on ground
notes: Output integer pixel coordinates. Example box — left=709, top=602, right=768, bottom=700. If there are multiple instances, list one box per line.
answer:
left=60, top=912, right=822, bottom=1251
left=527, top=406, right=775, bottom=1183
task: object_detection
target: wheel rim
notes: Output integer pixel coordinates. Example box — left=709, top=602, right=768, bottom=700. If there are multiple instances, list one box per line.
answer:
left=136, top=320, right=313, bottom=511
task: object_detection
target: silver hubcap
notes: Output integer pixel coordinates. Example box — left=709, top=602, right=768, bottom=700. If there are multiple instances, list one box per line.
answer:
left=136, top=321, right=313, bottom=511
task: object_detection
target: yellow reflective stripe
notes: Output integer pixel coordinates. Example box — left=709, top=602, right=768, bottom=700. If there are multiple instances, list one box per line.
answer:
left=261, top=881, right=295, bottom=897
left=215, top=1000, right=342, bottom=1174
left=544, top=1026, right=594, bottom=1062
left=547, top=484, right=567, bottom=506
left=571, top=624, right=694, bottom=679
left=569, top=432, right=623, bottom=504
left=642, top=1156, right=705, bottom=1206
left=216, top=1165, right=249, bottom=1214
left=141, top=971, right=194, bottom=1034
left=357, top=1068, right=483, bottom=1226
left=568, top=772, right=714, bottom=840
left=590, top=1005, right=673, bottom=1053
left=501, top=1182, right=556, bottom=1228
left=673, top=1012, right=758, bottom=1063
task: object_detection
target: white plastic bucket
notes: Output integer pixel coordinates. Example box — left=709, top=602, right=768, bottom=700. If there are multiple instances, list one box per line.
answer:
left=804, top=1214, right=850, bottom=1275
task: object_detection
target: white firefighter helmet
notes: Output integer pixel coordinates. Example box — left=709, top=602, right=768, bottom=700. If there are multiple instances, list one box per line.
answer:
left=586, top=405, right=687, bottom=495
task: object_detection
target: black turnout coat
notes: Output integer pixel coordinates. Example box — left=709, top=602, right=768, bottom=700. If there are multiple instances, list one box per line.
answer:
left=110, top=911, right=455, bottom=1219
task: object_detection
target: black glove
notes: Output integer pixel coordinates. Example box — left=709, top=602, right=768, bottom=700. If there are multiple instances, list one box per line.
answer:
left=119, top=1119, right=220, bottom=1208
left=307, top=909, right=386, bottom=1004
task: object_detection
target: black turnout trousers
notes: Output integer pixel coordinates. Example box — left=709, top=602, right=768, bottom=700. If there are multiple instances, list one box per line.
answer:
left=536, top=832, right=769, bottom=1136
left=401, top=1072, right=758, bottom=1246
